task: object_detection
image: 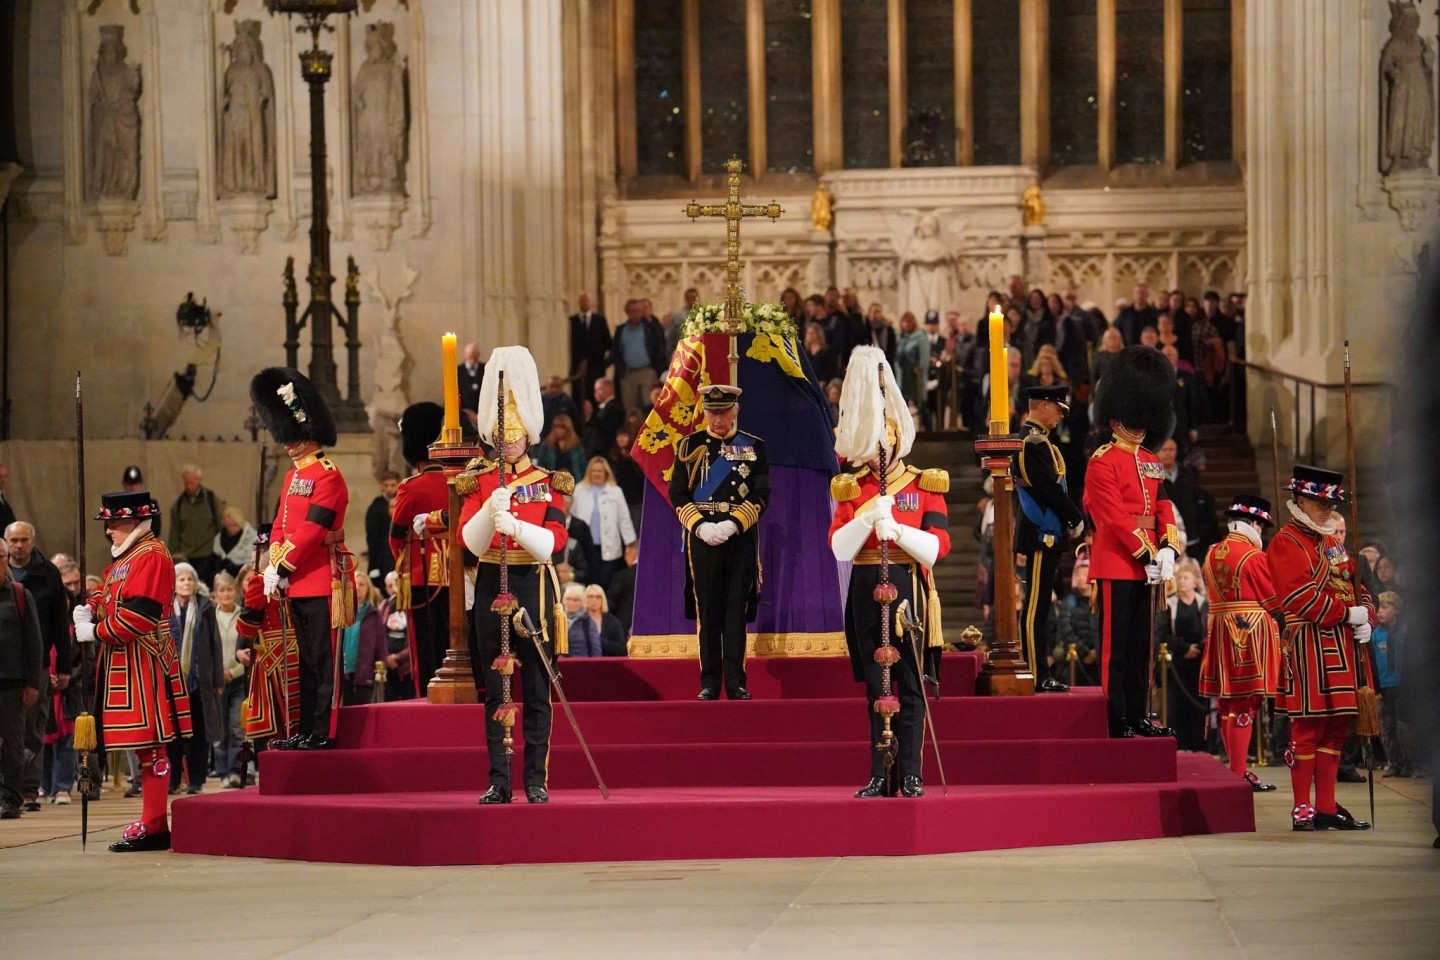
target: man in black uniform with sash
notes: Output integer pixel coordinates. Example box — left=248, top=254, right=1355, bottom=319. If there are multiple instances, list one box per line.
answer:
left=1014, top=385, right=1086, bottom=692
left=670, top=385, right=770, bottom=701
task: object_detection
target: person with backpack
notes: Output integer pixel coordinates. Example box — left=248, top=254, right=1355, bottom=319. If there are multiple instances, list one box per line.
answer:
left=168, top=464, right=225, bottom=587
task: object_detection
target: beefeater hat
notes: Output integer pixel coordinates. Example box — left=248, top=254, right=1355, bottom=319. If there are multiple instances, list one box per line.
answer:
left=1226, top=493, right=1275, bottom=526
left=1288, top=464, right=1346, bottom=503
left=95, top=491, right=161, bottom=521
left=249, top=367, right=337, bottom=447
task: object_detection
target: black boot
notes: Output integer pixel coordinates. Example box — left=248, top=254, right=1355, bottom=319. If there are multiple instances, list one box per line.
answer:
left=1314, top=804, right=1371, bottom=831
left=854, top=777, right=889, bottom=798
left=1108, top=717, right=1135, bottom=739
left=477, top=785, right=512, bottom=805
left=900, top=775, right=925, bottom=798
left=1132, top=718, right=1176, bottom=738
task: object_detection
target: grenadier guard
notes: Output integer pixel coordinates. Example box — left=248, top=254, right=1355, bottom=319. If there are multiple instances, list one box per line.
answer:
left=1198, top=494, right=1283, bottom=792
left=249, top=368, right=353, bottom=751
left=1013, top=384, right=1086, bottom=692
left=459, top=346, right=571, bottom=805
left=71, top=492, right=193, bottom=852
left=389, top=401, right=451, bottom=694
left=235, top=524, right=300, bottom=751
left=669, top=384, right=771, bottom=700
left=1083, top=346, right=1182, bottom=739
left=1267, top=465, right=1374, bottom=831
left=828, top=347, right=951, bottom=799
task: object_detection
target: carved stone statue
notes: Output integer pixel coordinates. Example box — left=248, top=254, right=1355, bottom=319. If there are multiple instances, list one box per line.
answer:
left=363, top=265, right=418, bottom=480
left=1022, top=183, right=1045, bottom=227
left=352, top=23, right=407, bottom=196
left=810, top=185, right=833, bottom=232
left=898, top=213, right=959, bottom=317
left=1380, top=1, right=1435, bottom=176
left=88, top=25, right=141, bottom=201
left=219, top=20, right=277, bottom=199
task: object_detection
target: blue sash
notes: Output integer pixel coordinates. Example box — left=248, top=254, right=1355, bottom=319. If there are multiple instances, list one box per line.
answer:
left=692, top=434, right=755, bottom=502
left=1017, top=476, right=1066, bottom=545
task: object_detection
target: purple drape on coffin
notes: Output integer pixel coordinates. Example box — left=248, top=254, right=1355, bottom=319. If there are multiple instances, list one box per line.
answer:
left=630, top=465, right=844, bottom=639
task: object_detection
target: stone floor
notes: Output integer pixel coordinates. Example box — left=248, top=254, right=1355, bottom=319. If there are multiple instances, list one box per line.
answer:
left=1, top=766, right=1437, bottom=959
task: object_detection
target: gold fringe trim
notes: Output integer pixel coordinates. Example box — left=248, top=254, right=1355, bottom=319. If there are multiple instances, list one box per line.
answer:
left=626, top=631, right=849, bottom=658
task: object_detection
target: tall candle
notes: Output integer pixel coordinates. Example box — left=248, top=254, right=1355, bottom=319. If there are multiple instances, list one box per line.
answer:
left=441, top=333, right=459, bottom=432
left=987, top=307, right=1007, bottom=429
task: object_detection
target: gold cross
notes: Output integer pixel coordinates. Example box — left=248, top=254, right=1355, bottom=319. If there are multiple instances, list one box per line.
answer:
left=683, top=157, right=783, bottom=384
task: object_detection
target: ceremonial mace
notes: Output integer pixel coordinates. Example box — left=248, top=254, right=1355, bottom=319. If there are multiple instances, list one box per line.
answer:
left=871, top=365, right=902, bottom=793
left=72, top=373, right=95, bottom=850
left=1343, top=341, right=1380, bottom=829
left=489, top=371, right=519, bottom=759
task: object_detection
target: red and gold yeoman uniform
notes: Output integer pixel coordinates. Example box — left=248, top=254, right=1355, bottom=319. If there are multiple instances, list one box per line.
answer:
left=236, top=574, right=300, bottom=741
left=1199, top=532, right=1282, bottom=699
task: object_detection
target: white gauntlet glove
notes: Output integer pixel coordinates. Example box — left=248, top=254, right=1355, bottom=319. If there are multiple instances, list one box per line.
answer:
left=1156, top=547, right=1176, bottom=583
left=489, top=486, right=512, bottom=517
left=873, top=518, right=903, bottom=543
left=494, top=510, right=521, bottom=539
left=411, top=513, right=430, bottom=536
left=72, top=605, right=94, bottom=626
left=859, top=496, right=895, bottom=529
left=1353, top=622, right=1372, bottom=644
left=1346, top=606, right=1370, bottom=627
left=74, top=621, right=97, bottom=644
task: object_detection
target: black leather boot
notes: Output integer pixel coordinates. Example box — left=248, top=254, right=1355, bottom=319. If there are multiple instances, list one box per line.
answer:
left=854, top=777, right=889, bottom=798
left=477, top=785, right=512, bottom=805
left=900, top=775, right=925, bottom=798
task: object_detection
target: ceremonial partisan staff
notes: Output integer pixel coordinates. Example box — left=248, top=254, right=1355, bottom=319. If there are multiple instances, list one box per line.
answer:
left=871, top=364, right=902, bottom=794
left=1342, top=341, right=1380, bottom=829
left=489, top=371, right=520, bottom=759
left=896, top=600, right=947, bottom=795
left=72, top=373, right=95, bottom=850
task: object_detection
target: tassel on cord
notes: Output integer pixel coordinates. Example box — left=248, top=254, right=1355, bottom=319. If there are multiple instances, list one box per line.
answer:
left=1356, top=685, right=1381, bottom=738
left=925, top=580, right=944, bottom=647
left=73, top=713, right=97, bottom=753
left=394, top=549, right=412, bottom=612
left=553, top=601, right=568, bottom=656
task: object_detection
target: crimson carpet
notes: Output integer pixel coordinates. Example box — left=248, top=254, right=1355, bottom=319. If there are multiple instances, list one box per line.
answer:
left=171, top=653, right=1256, bottom=865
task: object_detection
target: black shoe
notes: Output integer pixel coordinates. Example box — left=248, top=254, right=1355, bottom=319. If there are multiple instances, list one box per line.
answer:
left=1108, top=718, right=1135, bottom=739
left=22, top=800, right=41, bottom=812
left=0, top=806, right=19, bottom=820
left=1037, top=677, right=1070, bottom=693
left=185, top=785, right=203, bottom=795
left=525, top=785, right=549, bottom=804
left=696, top=688, right=719, bottom=701
left=271, top=734, right=303, bottom=751
left=294, top=735, right=335, bottom=751
left=854, top=777, right=890, bottom=799
left=1132, top=718, right=1176, bottom=738
left=1244, top=772, right=1277, bottom=792
left=900, top=775, right=925, bottom=798
left=1314, top=804, right=1371, bottom=831
left=108, top=830, right=171, bottom=853
left=478, top=785, right=512, bottom=805
left=1337, top=768, right=1367, bottom=784
left=726, top=687, right=752, bottom=701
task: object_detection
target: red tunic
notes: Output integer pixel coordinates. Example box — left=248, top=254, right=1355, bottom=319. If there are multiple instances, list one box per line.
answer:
left=457, top=460, right=570, bottom=563
left=1081, top=438, right=1180, bottom=581
left=1198, top=532, right=1282, bottom=698
left=827, top=463, right=953, bottom=565
left=270, top=452, right=350, bottom=599
left=236, top=574, right=299, bottom=740
left=87, top=534, right=193, bottom=750
left=1267, top=520, right=1375, bottom=717
left=388, top=467, right=451, bottom=597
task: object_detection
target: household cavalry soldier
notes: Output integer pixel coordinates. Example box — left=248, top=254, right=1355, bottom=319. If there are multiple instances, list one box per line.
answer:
left=828, top=347, right=951, bottom=799
left=249, top=367, right=354, bottom=751
left=459, top=346, right=571, bottom=805
left=670, top=384, right=771, bottom=701
left=71, top=492, right=193, bottom=853
left=1267, top=465, right=1374, bottom=832
left=389, top=401, right=451, bottom=695
left=1083, top=346, right=1182, bottom=740
left=1199, top=494, right=1283, bottom=793
left=236, top=524, right=300, bottom=752
left=1013, top=384, right=1086, bottom=692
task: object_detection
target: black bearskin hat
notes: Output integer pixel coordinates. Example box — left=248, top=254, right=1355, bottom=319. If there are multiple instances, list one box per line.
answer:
left=399, top=402, right=445, bottom=466
left=1093, top=346, right=1175, bottom=449
left=249, top=367, right=337, bottom=447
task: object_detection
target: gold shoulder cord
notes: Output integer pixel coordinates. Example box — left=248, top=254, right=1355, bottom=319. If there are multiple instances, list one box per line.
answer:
left=675, top=436, right=710, bottom=490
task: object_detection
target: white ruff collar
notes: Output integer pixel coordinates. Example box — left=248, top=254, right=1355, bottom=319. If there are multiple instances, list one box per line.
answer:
left=111, top=520, right=153, bottom=558
left=1228, top=520, right=1263, bottom=548
left=1286, top=500, right=1336, bottom=537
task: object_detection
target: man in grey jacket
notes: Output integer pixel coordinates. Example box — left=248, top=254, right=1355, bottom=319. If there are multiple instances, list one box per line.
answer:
left=0, top=539, right=42, bottom=819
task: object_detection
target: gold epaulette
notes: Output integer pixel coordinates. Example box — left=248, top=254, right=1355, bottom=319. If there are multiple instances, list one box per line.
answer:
left=917, top=468, right=950, bottom=494
left=551, top=470, right=575, bottom=495
left=831, top=472, right=861, bottom=503
left=1090, top=442, right=1114, bottom=460
left=465, top=456, right=497, bottom=474
left=454, top=458, right=497, bottom=497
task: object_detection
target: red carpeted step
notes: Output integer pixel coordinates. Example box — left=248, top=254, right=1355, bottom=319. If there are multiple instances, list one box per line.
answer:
left=551, top=651, right=984, bottom=701
left=256, top=736, right=1176, bottom=794
left=336, top=691, right=1112, bottom=749
left=172, top=756, right=1253, bottom=866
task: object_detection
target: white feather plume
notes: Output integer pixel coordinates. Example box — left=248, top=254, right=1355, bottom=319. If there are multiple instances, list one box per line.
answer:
left=833, top=346, right=914, bottom=466
left=478, top=345, right=543, bottom=445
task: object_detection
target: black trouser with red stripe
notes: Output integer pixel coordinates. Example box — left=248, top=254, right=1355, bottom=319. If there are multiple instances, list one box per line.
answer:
left=1020, top=549, right=1062, bottom=682
left=1096, top=579, right=1153, bottom=726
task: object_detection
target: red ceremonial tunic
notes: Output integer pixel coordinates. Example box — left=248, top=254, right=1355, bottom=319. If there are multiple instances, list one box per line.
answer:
left=388, top=466, right=451, bottom=602
left=88, top=533, right=193, bottom=751
left=270, top=452, right=350, bottom=598
left=1198, top=532, right=1282, bottom=699
left=1081, top=437, right=1180, bottom=581
left=457, top=460, right=570, bottom=565
left=828, top=463, right=953, bottom=567
left=1267, top=520, right=1375, bottom=717
left=236, top=574, right=299, bottom=740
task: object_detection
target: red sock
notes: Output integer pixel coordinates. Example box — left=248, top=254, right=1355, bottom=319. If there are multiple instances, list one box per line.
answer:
left=1289, top=718, right=1320, bottom=808
left=1314, top=747, right=1341, bottom=815
left=140, top=748, right=169, bottom=835
left=1227, top=716, right=1253, bottom=778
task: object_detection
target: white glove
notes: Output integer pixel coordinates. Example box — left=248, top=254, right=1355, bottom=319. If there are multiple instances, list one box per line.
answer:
left=464, top=571, right=475, bottom=611
left=695, top=522, right=725, bottom=547
left=859, top=496, right=895, bottom=529
left=1144, top=564, right=1162, bottom=585
left=494, top=510, right=521, bottom=538
left=74, top=621, right=97, bottom=644
left=713, top=520, right=739, bottom=543
left=1346, top=606, right=1370, bottom=627
left=263, top=566, right=282, bottom=597
left=412, top=513, right=430, bottom=536
left=489, top=486, right=512, bottom=516
left=1353, top=622, right=1372, bottom=644
left=72, top=605, right=94, bottom=626
left=1067, top=522, right=1084, bottom=540
left=1156, top=547, right=1176, bottom=583
left=874, top=518, right=903, bottom=543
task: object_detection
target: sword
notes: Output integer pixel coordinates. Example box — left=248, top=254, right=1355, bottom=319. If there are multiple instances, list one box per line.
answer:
left=73, top=371, right=95, bottom=849
left=896, top=600, right=948, bottom=795
left=513, top=607, right=609, bottom=800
